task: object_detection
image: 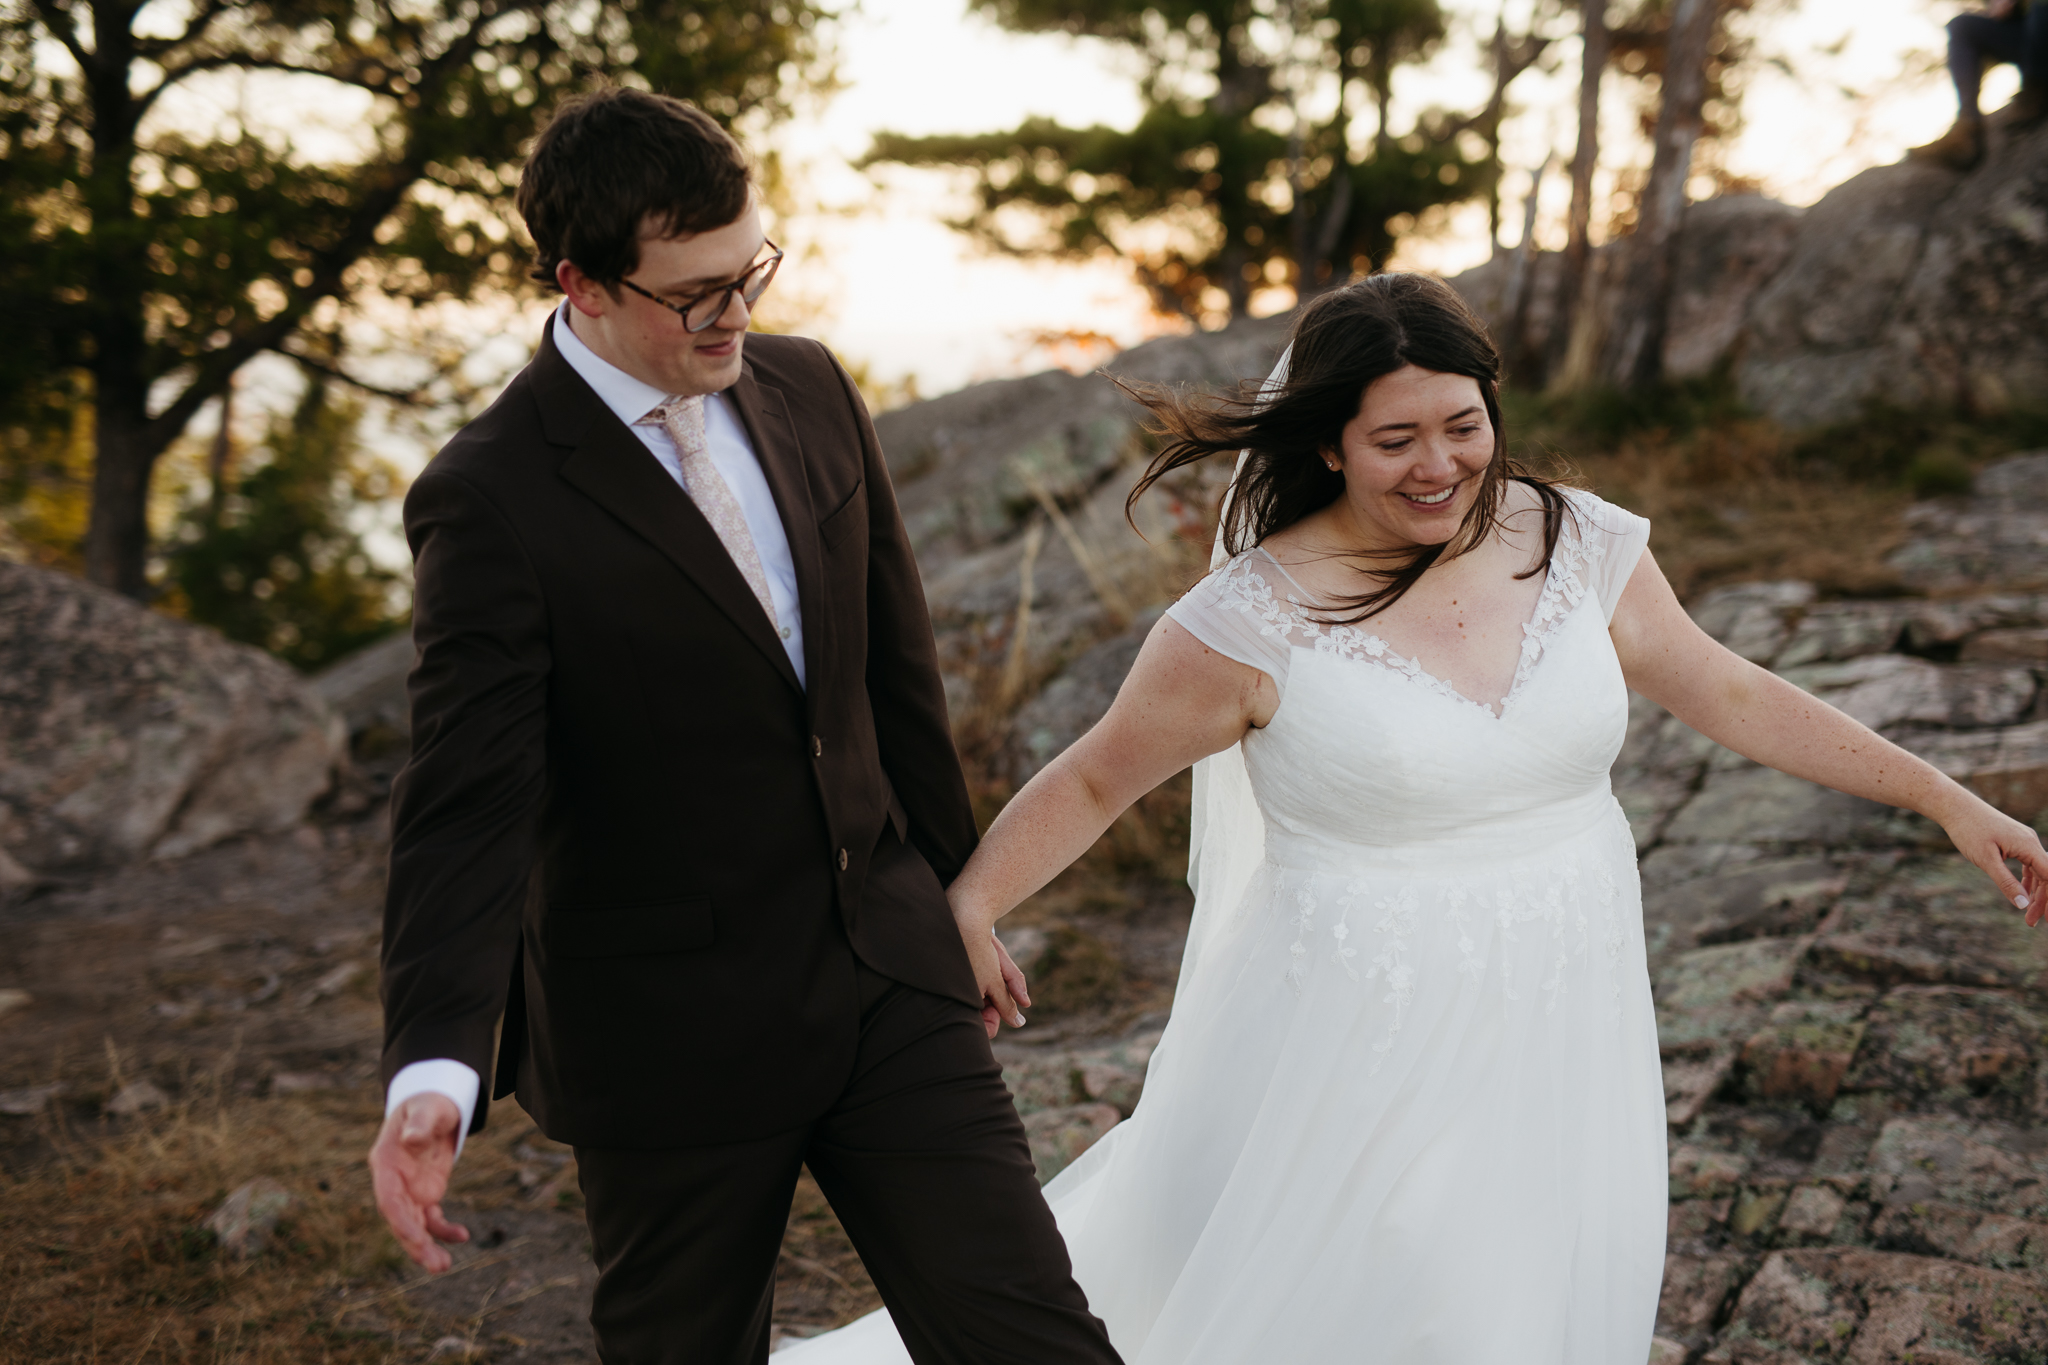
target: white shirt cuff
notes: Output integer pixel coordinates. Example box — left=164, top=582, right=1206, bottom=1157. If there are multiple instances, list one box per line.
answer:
left=386, top=1059, right=482, bottom=1161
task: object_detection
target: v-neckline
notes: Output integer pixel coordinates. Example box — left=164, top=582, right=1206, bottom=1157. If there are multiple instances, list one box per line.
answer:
left=1250, top=532, right=1572, bottom=721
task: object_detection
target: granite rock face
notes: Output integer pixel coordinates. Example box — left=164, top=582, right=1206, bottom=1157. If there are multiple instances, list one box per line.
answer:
left=1452, top=194, right=1805, bottom=385
left=1888, top=450, right=2048, bottom=594
left=878, top=318, right=1286, bottom=710
left=1005, top=608, right=1162, bottom=783
left=876, top=318, right=1287, bottom=568
left=0, top=562, right=344, bottom=873
left=311, top=631, right=414, bottom=740
left=1450, top=121, right=2048, bottom=426
left=1629, top=455, right=2048, bottom=1358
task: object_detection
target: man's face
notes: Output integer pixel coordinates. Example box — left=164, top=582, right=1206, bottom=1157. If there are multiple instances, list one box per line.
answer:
left=558, top=204, right=768, bottom=398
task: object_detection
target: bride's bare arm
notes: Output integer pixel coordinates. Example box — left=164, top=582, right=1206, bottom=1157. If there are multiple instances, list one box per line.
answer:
left=1609, top=547, right=2048, bottom=923
left=951, top=617, right=1275, bottom=1022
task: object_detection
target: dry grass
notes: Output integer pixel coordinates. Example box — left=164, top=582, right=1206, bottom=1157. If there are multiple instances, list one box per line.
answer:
left=0, top=1077, right=407, bottom=1365
left=1533, top=417, right=1919, bottom=602
left=0, top=1044, right=903, bottom=1361
left=1509, top=387, right=2048, bottom=602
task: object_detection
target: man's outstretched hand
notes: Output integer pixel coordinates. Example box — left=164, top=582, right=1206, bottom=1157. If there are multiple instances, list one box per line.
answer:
left=369, top=1093, right=470, bottom=1273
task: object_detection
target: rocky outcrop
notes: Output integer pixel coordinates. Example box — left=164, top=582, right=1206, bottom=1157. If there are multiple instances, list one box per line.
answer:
left=1616, top=452, right=2048, bottom=1360
left=876, top=320, right=1287, bottom=566
left=1453, top=194, right=1804, bottom=385
left=1740, top=123, right=2048, bottom=425
left=311, top=631, right=414, bottom=740
left=1889, top=449, right=2048, bottom=593
left=1450, top=120, right=2048, bottom=425
left=1005, top=608, right=1161, bottom=783
left=999, top=1025, right=1163, bottom=1181
left=875, top=317, right=1287, bottom=723
left=0, top=562, right=344, bottom=873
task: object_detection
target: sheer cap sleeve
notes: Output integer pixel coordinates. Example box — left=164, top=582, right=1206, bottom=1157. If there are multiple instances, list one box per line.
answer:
left=1562, top=488, right=1651, bottom=623
left=1165, top=552, right=1301, bottom=694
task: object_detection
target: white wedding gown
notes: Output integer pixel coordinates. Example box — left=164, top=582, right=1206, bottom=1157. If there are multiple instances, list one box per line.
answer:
left=781, top=487, right=1667, bottom=1364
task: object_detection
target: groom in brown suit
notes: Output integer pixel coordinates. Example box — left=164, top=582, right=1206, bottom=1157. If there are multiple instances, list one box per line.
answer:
left=367, top=89, right=1120, bottom=1365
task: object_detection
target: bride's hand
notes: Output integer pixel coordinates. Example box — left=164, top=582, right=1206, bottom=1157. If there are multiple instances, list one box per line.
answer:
left=954, top=899, right=1029, bottom=1038
left=1937, top=793, right=2048, bottom=927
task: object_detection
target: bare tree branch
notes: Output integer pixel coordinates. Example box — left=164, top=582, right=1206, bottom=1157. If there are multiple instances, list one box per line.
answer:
left=135, top=55, right=392, bottom=122
left=282, top=350, right=434, bottom=405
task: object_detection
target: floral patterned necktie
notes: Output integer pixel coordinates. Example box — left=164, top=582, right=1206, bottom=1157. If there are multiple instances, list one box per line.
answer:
left=645, top=394, right=778, bottom=629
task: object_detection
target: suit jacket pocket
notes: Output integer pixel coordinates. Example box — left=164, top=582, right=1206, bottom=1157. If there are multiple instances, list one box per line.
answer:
left=544, top=898, right=715, bottom=958
left=818, top=477, right=866, bottom=552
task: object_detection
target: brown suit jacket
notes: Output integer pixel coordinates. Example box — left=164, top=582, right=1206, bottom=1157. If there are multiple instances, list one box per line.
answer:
left=379, top=325, right=980, bottom=1149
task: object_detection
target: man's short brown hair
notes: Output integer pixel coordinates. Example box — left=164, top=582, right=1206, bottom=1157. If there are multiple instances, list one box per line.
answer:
left=517, top=89, right=752, bottom=290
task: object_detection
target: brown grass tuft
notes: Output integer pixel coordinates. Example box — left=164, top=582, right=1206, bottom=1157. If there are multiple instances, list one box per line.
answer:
left=0, top=1078, right=408, bottom=1364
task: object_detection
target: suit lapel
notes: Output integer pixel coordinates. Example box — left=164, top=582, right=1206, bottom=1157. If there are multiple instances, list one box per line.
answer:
left=726, top=364, right=827, bottom=708
left=534, top=327, right=804, bottom=697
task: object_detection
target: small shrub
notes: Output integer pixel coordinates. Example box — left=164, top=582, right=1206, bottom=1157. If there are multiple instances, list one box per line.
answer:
left=1905, top=450, right=1974, bottom=498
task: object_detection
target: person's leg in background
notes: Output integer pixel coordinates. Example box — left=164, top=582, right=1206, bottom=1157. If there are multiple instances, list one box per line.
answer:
left=2008, top=1, right=2048, bottom=126
left=1916, top=12, right=2026, bottom=167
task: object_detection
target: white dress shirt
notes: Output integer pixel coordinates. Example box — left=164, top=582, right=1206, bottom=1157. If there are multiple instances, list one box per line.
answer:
left=385, top=304, right=809, bottom=1150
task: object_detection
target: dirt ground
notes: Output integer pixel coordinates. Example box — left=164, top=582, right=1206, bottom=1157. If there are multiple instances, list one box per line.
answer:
left=0, top=765, right=1186, bottom=1363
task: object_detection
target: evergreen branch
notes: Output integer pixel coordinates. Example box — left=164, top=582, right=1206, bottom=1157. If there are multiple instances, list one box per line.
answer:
left=131, top=0, right=233, bottom=61
left=28, top=0, right=91, bottom=74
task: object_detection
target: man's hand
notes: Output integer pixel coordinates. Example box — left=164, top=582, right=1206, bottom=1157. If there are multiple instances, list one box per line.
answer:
left=956, top=901, right=1032, bottom=1039
left=369, top=1093, right=470, bottom=1273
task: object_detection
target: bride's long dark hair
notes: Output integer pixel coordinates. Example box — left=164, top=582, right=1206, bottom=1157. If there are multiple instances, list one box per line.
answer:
left=1121, top=272, right=1571, bottom=625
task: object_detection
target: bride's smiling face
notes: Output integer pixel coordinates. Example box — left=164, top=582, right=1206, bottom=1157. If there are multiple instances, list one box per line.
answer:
left=1327, top=364, right=1495, bottom=551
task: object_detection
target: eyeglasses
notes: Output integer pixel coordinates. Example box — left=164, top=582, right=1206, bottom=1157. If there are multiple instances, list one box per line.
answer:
left=617, top=241, right=783, bottom=333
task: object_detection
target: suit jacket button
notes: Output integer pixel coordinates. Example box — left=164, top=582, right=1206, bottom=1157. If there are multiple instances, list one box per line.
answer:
left=837, top=848, right=849, bottom=871
left=812, top=736, right=823, bottom=757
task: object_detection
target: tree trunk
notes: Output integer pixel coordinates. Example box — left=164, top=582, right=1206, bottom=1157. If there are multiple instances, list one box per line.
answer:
left=1300, top=50, right=1357, bottom=298
left=1544, top=0, right=1609, bottom=389
left=77, top=0, right=169, bottom=598
left=83, top=402, right=163, bottom=598
left=1503, top=154, right=1553, bottom=383
left=206, top=380, right=235, bottom=530
left=1221, top=241, right=1252, bottom=319
left=1311, top=169, right=1354, bottom=291
left=1593, top=0, right=1716, bottom=390
left=1485, top=19, right=1510, bottom=252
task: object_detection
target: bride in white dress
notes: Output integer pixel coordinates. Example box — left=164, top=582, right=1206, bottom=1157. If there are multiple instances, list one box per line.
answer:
left=781, top=273, right=2047, bottom=1364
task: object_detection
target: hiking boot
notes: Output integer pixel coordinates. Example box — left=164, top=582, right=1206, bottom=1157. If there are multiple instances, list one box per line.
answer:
left=1992, top=85, right=2047, bottom=130
left=1909, top=117, right=1985, bottom=171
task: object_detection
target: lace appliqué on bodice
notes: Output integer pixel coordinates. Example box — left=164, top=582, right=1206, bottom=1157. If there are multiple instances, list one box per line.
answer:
left=1510, top=508, right=1605, bottom=711
left=1208, top=503, right=1604, bottom=720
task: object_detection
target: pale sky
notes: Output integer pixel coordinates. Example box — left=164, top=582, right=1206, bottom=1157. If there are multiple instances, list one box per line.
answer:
left=757, top=0, right=1987, bottom=393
